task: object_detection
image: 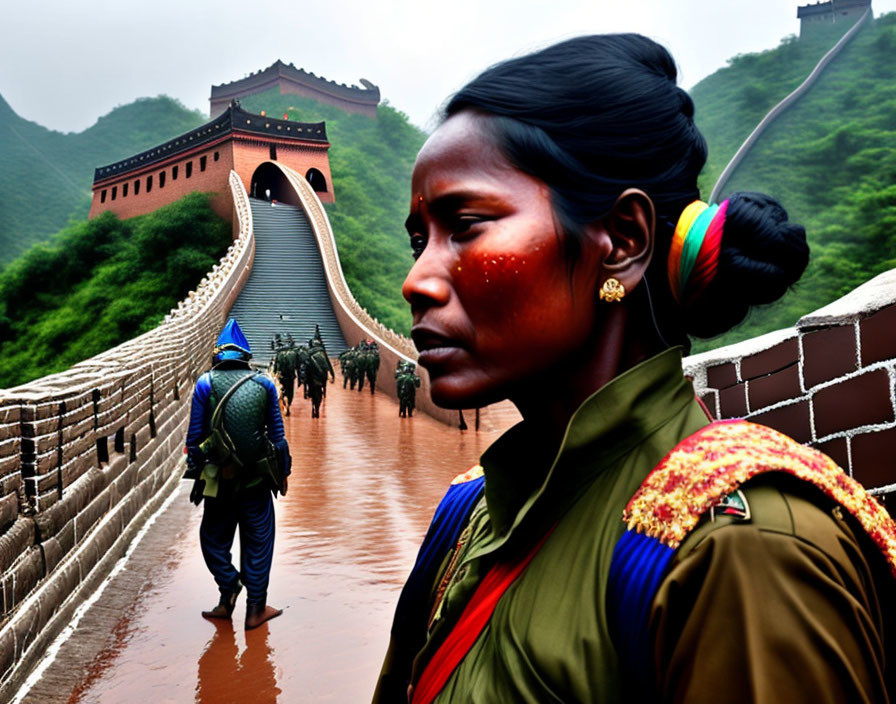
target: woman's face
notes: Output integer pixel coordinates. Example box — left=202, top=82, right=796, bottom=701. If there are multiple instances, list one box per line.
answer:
left=403, top=112, right=604, bottom=409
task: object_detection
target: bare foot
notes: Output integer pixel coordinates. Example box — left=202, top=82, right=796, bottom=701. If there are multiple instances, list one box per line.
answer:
left=202, top=588, right=240, bottom=620
left=202, top=604, right=233, bottom=620
left=245, top=604, right=283, bottom=630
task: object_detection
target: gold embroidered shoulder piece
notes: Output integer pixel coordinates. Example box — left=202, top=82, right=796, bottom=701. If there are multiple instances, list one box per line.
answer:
left=623, top=420, right=896, bottom=576
left=451, top=464, right=484, bottom=485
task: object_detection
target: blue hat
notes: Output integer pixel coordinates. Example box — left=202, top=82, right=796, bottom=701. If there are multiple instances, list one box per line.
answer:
left=214, top=319, right=252, bottom=362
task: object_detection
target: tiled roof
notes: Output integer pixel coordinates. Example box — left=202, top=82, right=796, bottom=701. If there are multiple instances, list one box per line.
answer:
left=210, top=60, right=380, bottom=104
left=93, top=103, right=327, bottom=183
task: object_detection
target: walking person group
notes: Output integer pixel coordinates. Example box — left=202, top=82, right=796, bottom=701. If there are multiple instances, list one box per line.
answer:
left=271, top=326, right=335, bottom=418
left=338, top=340, right=380, bottom=393
left=183, top=320, right=416, bottom=637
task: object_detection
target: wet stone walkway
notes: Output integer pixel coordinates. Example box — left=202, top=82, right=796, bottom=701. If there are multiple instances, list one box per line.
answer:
left=15, top=380, right=510, bottom=703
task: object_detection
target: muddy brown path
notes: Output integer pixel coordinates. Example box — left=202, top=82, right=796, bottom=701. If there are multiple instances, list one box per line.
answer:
left=16, top=382, right=512, bottom=703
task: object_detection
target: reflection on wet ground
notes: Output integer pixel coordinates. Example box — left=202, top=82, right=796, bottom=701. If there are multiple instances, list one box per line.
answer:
left=65, top=381, right=508, bottom=703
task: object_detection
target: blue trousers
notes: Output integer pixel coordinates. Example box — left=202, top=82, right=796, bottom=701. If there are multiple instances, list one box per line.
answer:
left=200, top=484, right=275, bottom=606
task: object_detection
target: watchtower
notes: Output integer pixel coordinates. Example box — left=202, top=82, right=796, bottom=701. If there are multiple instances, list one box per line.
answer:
left=210, top=61, right=380, bottom=119
left=89, top=101, right=334, bottom=225
left=797, top=0, right=872, bottom=36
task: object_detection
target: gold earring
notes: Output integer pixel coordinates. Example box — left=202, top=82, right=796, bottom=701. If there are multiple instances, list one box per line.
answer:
left=599, top=278, right=625, bottom=302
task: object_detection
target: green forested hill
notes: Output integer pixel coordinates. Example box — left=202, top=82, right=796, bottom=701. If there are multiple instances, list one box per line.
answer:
left=238, top=90, right=425, bottom=333
left=0, top=193, right=230, bottom=387
left=691, top=12, right=896, bottom=351
left=0, top=95, right=206, bottom=266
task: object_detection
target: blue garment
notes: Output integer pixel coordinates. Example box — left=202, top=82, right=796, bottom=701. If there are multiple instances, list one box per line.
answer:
left=200, top=484, right=275, bottom=605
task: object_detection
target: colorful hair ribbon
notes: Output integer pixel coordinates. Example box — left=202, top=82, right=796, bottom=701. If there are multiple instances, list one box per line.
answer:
left=667, top=199, right=729, bottom=304
left=667, top=201, right=706, bottom=303
left=688, top=199, right=728, bottom=303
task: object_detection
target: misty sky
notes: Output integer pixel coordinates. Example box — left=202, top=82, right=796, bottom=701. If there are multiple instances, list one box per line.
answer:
left=3, top=0, right=895, bottom=135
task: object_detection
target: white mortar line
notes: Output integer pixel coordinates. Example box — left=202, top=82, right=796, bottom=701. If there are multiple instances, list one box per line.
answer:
left=748, top=358, right=896, bottom=419
left=808, top=396, right=818, bottom=445
left=887, top=365, right=896, bottom=427
left=8, top=477, right=184, bottom=704
left=744, top=395, right=806, bottom=421
left=812, top=419, right=896, bottom=446
left=797, top=333, right=808, bottom=395
left=846, top=434, right=854, bottom=476
left=869, top=482, right=896, bottom=496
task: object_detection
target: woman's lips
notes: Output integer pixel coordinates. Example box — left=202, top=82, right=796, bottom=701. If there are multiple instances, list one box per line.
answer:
left=417, top=346, right=464, bottom=366
left=411, top=327, right=465, bottom=365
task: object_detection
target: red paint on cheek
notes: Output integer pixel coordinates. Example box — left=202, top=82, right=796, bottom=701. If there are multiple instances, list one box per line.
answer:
left=456, top=250, right=530, bottom=290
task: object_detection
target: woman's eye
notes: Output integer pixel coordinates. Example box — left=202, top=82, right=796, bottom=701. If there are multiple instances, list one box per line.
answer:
left=453, top=215, right=485, bottom=236
left=409, top=234, right=427, bottom=260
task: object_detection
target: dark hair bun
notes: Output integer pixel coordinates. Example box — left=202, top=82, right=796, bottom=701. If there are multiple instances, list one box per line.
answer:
left=685, top=191, right=809, bottom=338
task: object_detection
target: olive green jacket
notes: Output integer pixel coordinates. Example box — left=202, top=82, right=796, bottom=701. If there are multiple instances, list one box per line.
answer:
left=376, top=348, right=891, bottom=703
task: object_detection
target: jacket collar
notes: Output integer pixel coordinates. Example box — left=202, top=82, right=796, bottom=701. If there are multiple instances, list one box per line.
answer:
left=475, top=347, right=698, bottom=554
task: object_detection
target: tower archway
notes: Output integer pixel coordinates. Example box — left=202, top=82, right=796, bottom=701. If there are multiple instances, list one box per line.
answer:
left=250, top=162, right=301, bottom=206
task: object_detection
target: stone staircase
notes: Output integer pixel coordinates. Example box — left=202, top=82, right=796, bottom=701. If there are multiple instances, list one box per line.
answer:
left=228, top=197, right=348, bottom=364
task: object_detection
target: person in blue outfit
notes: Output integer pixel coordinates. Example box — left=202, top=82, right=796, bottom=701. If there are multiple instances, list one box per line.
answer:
left=184, top=319, right=292, bottom=630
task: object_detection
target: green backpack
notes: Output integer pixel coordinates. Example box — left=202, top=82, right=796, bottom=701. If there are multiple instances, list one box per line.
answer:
left=199, top=373, right=280, bottom=497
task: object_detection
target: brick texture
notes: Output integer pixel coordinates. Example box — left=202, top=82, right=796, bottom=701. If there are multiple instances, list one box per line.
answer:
left=719, top=383, right=748, bottom=418
left=740, top=337, right=799, bottom=381
left=706, top=362, right=737, bottom=389
left=747, top=363, right=802, bottom=412
left=801, top=325, right=858, bottom=389
left=851, top=427, right=896, bottom=489
left=698, top=390, right=719, bottom=420
left=812, top=369, right=894, bottom=438
left=232, top=139, right=333, bottom=204
left=751, top=400, right=813, bottom=444
left=860, top=304, right=896, bottom=367
left=89, top=144, right=235, bottom=222
left=814, top=436, right=850, bottom=473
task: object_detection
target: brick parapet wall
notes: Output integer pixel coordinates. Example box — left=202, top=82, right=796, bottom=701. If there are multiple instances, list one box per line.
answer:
left=685, top=268, right=896, bottom=496
left=88, top=144, right=235, bottom=222
left=0, top=171, right=256, bottom=697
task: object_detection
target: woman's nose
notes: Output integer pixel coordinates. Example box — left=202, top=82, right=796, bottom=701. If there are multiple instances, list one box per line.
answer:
left=402, top=246, right=452, bottom=308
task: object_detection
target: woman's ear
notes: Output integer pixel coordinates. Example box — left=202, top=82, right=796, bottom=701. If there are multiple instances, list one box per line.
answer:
left=589, top=188, right=655, bottom=291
